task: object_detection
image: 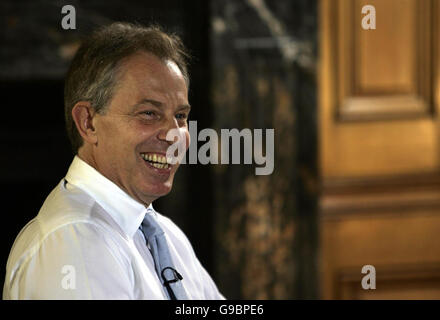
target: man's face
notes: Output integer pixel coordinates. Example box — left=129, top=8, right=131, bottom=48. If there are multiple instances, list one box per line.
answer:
left=91, top=52, right=190, bottom=205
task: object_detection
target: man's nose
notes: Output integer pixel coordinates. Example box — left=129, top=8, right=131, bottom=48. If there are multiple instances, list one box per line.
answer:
left=157, top=116, right=180, bottom=144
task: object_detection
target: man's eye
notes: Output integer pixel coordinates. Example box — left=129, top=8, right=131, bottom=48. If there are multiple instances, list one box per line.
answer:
left=142, top=111, right=156, bottom=118
left=176, top=113, right=188, bottom=120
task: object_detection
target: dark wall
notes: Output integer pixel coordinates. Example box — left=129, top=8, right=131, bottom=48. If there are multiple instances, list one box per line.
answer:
left=210, top=0, right=318, bottom=299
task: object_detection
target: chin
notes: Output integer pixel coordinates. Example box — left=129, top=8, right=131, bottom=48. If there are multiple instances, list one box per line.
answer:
left=142, top=182, right=173, bottom=199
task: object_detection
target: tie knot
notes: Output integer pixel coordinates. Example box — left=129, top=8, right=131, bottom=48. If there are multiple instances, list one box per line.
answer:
left=141, top=211, right=164, bottom=239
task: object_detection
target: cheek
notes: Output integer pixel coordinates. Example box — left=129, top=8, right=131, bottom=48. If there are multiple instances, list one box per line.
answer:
left=96, top=122, right=114, bottom=150
left=98, top=121, right=136, bottom=155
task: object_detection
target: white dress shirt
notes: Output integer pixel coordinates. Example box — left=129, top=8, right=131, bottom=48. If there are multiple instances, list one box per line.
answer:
left=3, top=156, right=224, bottom=300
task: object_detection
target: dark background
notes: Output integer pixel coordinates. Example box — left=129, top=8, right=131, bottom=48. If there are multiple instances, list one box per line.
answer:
left=0, top=0, right=318, bottom=299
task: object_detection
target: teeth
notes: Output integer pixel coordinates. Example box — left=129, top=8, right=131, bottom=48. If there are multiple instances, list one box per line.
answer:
left=152, top=163, right=169, bottom=169
left=142, top=153, right=170, bottom=169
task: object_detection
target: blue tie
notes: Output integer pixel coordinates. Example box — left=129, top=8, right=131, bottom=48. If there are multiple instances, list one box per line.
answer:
left=141, top=210, right=188, bottom=300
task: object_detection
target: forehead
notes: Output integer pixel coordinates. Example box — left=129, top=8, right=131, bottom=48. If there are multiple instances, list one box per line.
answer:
left=118, top=51, right=187, bottom=94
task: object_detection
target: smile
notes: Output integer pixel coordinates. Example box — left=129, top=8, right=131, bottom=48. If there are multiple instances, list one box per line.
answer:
left=141, top=153, right=172, bottom=170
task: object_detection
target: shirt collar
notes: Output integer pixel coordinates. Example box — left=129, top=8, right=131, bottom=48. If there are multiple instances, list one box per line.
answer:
left=65, top=155, right=153, bottom=238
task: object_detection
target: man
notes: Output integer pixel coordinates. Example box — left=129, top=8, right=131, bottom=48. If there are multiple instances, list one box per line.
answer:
left=3, top=22, right=224, bottom=300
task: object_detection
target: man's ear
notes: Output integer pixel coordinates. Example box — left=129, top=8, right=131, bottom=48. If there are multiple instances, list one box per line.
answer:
left=71, top=101, right=98, bottom=145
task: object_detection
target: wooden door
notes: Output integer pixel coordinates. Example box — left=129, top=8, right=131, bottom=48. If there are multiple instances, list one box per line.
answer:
left=319, top=0, right=440, bottom=299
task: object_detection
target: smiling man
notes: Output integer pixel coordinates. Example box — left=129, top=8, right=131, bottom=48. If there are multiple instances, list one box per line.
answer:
left=3, top=22, right=224, bottom=300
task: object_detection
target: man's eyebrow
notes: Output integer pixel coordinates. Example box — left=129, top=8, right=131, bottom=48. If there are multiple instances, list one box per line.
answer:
left=177, top=104, right=191, bottom=111
left=135, top=99, right=191, bottom=111
left=136, top=99, right=163, bottom=107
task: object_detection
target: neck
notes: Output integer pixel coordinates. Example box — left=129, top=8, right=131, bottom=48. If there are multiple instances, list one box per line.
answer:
left=76, top=147, right=154, bottom=208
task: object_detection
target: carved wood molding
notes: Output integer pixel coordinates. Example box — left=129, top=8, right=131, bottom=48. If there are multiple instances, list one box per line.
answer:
left=336, top=262, right=440, bottom=299
left=320, top=172, right=440, bottom=217
left=328, top=0, right=437, bottom=122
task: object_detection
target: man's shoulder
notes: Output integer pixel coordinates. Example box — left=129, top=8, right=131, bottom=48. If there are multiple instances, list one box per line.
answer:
left=39, top=179, right=95, bottom=223
left=5, top=180, right=120, bottom=276
left=35, top=179, right=122, bottom=234
left=3, top=182, right=133, bottom=299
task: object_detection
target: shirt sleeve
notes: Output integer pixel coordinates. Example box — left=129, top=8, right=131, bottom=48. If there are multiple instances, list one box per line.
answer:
left=5, top=222, right=134, bottom=300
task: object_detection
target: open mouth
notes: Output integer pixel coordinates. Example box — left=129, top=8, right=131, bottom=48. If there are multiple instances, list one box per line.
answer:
left=141, top=153, right=172, bottom=170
